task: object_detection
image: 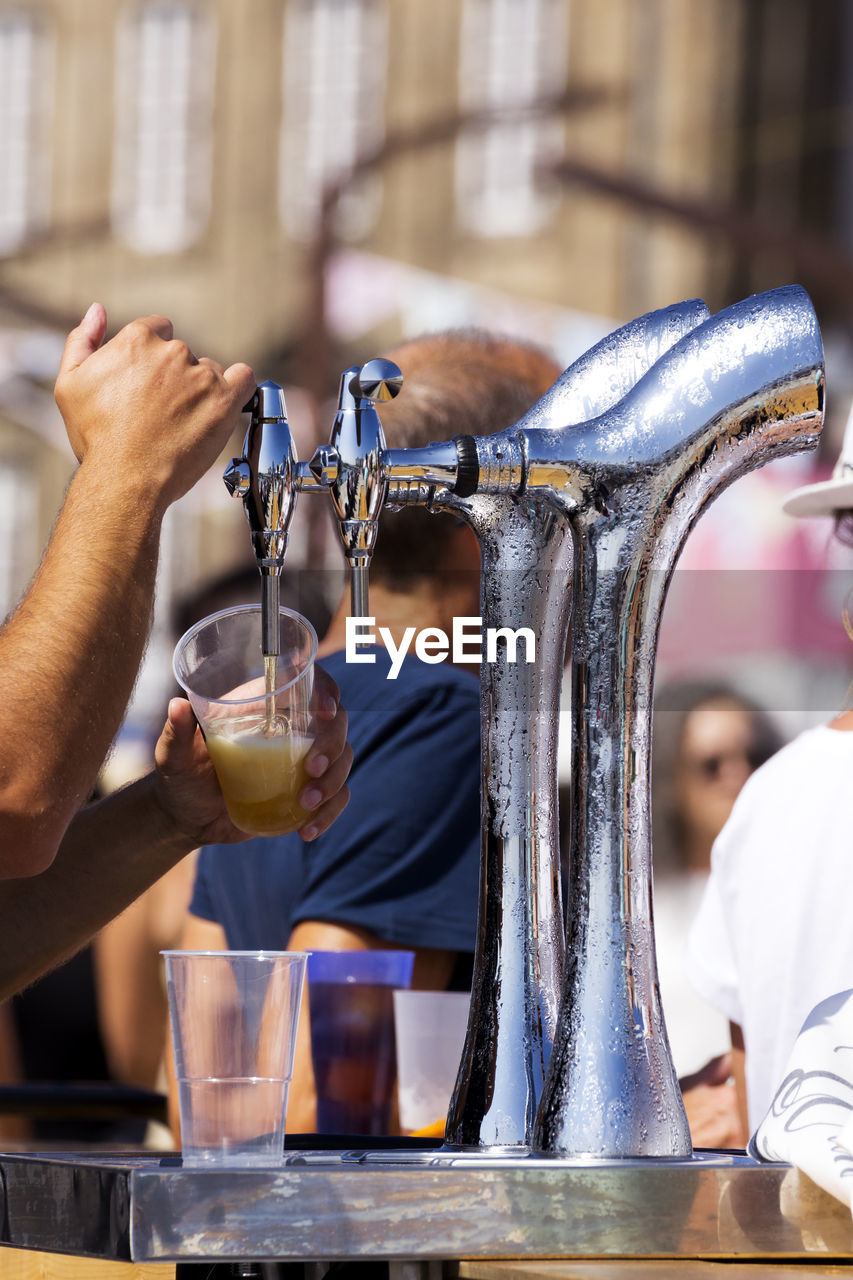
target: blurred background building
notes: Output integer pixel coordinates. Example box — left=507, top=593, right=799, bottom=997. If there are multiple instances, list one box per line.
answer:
left=2, top=0, right=853, bottom=750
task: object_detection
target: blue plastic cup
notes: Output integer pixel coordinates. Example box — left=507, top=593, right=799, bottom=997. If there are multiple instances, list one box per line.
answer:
left=306, top=950, right=415, bottom=1136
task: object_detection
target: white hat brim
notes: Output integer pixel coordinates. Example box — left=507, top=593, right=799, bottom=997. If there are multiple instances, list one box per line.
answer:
left=782, top=475, right=853, bottom=517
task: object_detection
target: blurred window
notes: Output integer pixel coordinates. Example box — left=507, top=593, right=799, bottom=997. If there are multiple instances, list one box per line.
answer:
left=456, top=0, right=567, bottom=237
left=112, top=1, right=216, bottom=254
left=0, top=10, right=53, bottom=256
left=280, top=0, right=387, bottom=240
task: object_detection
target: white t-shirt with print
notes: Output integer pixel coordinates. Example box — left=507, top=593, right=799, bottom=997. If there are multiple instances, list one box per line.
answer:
left=686, top=724, right=853, bottom=1130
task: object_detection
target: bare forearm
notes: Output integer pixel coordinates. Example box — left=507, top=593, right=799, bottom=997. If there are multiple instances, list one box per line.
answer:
left=0, top=773, right=195, bottom=999
left=1, top=671, right=351, bottom=1001
left=0, top=457, right=164, bottom=875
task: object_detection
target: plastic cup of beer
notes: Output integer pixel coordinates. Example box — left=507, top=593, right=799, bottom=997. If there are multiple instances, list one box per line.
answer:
left=163, top=949, right=307, bottom=1167
left=173, top=604, right=318, bottom=837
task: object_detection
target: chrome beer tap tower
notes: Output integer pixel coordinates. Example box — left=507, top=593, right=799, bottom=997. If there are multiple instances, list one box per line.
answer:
left=226, top=284, right=824, bottom=1161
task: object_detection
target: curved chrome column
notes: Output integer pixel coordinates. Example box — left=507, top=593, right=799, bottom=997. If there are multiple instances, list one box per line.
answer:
left=438, top=300, right=711, bottom=1148
left=527, top=285, right=824, bottom=1157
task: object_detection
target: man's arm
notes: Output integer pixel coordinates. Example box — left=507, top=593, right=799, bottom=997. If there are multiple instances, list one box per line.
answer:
left=679, top=1051, right=745, bottom=1150
left=0, top=680, right=351, bottom=1001
left=287, top=921, right=459, bottom=991
left=0, top=772, right=198, bottom=1000
left=0, top=305, right=255, bottom=878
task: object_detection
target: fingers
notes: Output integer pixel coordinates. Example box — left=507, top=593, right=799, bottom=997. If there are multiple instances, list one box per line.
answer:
left=155, top=698, right=198, bottom=771
left=305, top=666, right=347, bottom=780
left=168, top=696, right=197, bottom=739
left=298, top=783, right=351, bottom=843
left=298, top=704, right=353, bottom=840
left=311, top=666, right=342, bottom=721
left=702, top=1053, right=734, bottom=1087
left=304, top=709, right=349, bottom=784
left=223, top=361, right=257, bottom=405
left=194, top=356, right=254, bottom=408
left=58, top=302, right=108, bottom=376
left=300, top=742, right=353, bottom=813
left=60, top=309, right=174, bottom=381
left=61, top=306, right=251, bottom=407
left=714, top=1051, right=733, bottom=1077
left=135, top=314, right=174, bottom=341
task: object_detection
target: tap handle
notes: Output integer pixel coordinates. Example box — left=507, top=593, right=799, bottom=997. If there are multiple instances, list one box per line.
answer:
left=223, top=381, right=298, bottom=654
left=324, top=359, right=403, bottom=617
left=352, top=358, right=403, bottom=404
left=326, top=359, right=402, bottom=538
left=223, top=379, right=297, bottom=550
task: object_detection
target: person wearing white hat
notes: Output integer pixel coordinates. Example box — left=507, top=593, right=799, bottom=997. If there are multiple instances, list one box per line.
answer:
left=782, top=403, right=853, bottom=525
left=685, top=412, right=853, bottom=1144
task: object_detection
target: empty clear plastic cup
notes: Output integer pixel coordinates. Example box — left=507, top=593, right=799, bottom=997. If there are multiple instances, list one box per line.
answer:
left=163, top=950, right=307, bottom=1166
left=173, top=605, right=318, bottom=837
left=393, top=989, right=471, bottom=1134
left=307, top=950, right=415, bottom=1136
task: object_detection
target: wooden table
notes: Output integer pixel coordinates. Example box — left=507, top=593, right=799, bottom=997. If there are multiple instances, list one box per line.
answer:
left=2, top=1258, right=852, bottom=1279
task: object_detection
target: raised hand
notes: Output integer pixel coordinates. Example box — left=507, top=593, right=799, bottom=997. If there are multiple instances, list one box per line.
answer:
left=54, top=304, right=256, bottom=511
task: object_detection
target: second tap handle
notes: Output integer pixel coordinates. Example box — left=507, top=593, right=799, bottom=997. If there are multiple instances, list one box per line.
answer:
left=327, top=359, right=402, bottom=618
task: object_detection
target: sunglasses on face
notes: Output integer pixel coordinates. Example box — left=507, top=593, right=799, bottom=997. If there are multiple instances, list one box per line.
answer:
left=687, top=748, right=763, bottom=780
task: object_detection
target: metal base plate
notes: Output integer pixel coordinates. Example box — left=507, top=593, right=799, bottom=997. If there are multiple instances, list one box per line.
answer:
left=0, top=1148, right=850, bottom=1264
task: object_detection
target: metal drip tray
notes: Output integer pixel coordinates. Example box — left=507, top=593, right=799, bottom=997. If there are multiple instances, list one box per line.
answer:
left=337, top=1146, right=752, bottom=1168
left=0, top=1147, right=851, bottom=1264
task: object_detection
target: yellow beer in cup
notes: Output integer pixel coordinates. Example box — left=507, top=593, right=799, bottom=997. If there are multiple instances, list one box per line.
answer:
left=204, top=718, right=312, bottom=837
left=173, top=605, right=318, bottom=839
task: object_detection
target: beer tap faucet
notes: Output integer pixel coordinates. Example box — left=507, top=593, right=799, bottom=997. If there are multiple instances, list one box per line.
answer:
left=223, top=381, right=297, bottom=658
left=310, top=358, right=403, bottom=619
left=225, top=358, right=470, bottom=638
